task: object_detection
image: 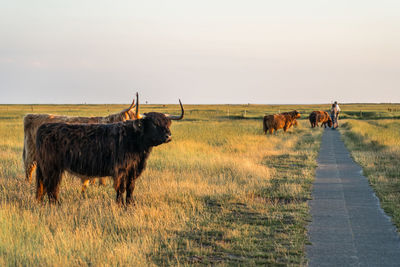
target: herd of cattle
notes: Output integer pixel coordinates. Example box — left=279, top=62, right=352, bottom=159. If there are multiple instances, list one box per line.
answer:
left=22, top=95, right=332, bottom=205
left=262, top=109, right=332, bottom=135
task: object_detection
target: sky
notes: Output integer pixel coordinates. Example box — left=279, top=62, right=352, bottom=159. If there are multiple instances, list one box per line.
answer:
left=1, top=0, right=399, bottom=104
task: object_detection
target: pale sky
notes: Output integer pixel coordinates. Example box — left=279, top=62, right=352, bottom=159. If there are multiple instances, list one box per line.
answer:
left=1, top=0, right=399, bottom=104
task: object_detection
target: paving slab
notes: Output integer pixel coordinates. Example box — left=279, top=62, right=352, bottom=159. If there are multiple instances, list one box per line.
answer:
left=306, top=129, right=400, bottom=266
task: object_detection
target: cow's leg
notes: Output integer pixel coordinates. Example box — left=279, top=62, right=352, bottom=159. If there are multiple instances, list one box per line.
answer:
left=23, top=145, right=30, bottom=180
left=114, top=175, right=126, bottom=205
left=126, top=178, right=136, bottom=206
left=23, top=134, right=37, bottom=183
left=25, top=162, right=36, bottom=184
left=283, top=124, right=288, bottom=132
left=98, top=178, right=106, bottom=186
left=23, top=146, right=37, bottom=183
left=36, top=166, right=45, bottom=202
left=48, top=187, right=61, bottom=204
left=269, top=128, right=274, bottom=135
left=81, top=178, right=90, bottom=197
left=46, top=169, right=62, bottom=204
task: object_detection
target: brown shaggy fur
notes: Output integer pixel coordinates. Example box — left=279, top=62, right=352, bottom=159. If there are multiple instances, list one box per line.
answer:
left=309, top=111, right=332, bottom=128
left=263, top=110, right=301, bottom=135
left=35, top=113, right=176, bottom=205
left=23, top=100, right=138, bottom=192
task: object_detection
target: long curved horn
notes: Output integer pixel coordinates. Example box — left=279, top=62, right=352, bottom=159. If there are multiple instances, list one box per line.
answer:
left=135, top=92, right=143, bottom=119
left=127, top=96, right=136, bottom=110
left=165, top=99, right=184, bottom=120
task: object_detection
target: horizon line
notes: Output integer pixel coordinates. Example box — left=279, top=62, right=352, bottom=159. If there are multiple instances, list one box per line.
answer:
left=1, top=102, right=400, bottom=105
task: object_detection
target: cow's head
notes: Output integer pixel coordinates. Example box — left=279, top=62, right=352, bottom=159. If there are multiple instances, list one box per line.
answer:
left=140, top=100, right=184, bottom=147
left=327, top=116, right=333, bottom=127
left=293, top=110, right=301, bottom=119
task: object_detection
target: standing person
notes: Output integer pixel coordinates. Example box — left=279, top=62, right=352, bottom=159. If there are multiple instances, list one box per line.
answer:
left=330, top=101, right=340, bottom=129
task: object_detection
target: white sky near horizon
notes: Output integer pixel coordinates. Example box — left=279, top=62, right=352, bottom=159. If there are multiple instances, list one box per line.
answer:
left=0, top=0, right=399, bottom=104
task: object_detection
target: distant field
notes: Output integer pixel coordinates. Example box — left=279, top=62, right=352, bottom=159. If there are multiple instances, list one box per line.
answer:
left=0, top=103, right=399, bottom=266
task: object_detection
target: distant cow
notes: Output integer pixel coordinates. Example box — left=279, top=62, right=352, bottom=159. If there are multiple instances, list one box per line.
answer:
left=309, top=111, right=332, bottom=128
left=35, top=100, right=184, bottom=205
left=23, top=94, right=139, bottom=192
left=263, top=110, right=301, bottom=135
left=282, top=111, right=300, bottom=128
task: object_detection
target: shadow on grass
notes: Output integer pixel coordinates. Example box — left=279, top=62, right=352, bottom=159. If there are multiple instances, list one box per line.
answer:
left=153, top=148, right=317, bottom=265
left=263, top=154, right=309, bottom=170
left=152, top=194, right=306, bottom=266
left=260, top=153, right=313, bottom=204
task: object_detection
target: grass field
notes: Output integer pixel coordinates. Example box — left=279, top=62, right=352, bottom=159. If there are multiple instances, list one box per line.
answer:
left=0, top=103, right=399, bottom=266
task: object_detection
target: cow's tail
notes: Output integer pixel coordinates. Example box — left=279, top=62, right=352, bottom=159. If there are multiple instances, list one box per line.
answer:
left=263, top=116, right=268, bottom=133
left=23, top=114, right=37, bottom=183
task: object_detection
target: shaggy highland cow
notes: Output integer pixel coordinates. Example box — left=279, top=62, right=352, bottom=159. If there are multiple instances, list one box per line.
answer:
left=23, top=94, right=140, bottom=193
left=309, top=111, right=332, bottom=128
left=263, top=110, right=300, bottom=135
left=35, top=100, right=184, bottom=205
left=281, top=111, right=300, bottom=128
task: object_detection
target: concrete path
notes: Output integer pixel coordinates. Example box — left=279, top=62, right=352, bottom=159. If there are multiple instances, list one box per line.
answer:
left=306, top=129, right=400, bottom=266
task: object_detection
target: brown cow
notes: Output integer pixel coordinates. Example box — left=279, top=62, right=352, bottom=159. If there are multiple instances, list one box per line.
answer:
left=309, top=111, right=332, bottom=128
left=35, top=100, right=184, bottom=205
left=23, top=94, right=140, bottom=193
left=282, top=111, right=300, bottom=128
left=263, top=110, right=301, bottom=135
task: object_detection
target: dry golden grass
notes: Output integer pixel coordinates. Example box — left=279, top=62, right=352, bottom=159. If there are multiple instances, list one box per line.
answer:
left=1, top=104, right=323, bottom=266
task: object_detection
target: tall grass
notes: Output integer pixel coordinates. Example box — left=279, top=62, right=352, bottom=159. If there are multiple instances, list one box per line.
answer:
left=0, top=104, right=324, bottom=265
left=340, top=119, right=400, bottom=228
